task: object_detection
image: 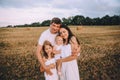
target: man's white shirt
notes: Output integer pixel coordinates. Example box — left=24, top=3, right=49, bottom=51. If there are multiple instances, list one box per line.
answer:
left=38, top=28, right=57, bottom=46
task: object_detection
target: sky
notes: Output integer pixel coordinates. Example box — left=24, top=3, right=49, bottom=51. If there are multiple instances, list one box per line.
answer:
left=0, top=0, right=120, bottom=27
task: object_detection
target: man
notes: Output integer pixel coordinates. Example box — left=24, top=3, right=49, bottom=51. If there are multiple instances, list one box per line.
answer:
left=36, top=17, right=62, bottom=75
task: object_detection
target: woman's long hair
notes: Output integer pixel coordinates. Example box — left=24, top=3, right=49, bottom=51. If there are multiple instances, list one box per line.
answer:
left=59, top=24, right=80, bottom=45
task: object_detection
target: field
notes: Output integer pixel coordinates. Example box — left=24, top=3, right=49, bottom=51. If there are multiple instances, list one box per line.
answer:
left=0, top=26, right=120, bottom=80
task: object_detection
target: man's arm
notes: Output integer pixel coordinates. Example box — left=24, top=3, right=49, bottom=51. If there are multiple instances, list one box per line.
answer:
left=36, top=45, right=45, bottom=68
left=36, top=44, right=53, bottom=75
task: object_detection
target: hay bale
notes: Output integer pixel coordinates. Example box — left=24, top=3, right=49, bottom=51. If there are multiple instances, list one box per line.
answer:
left=26, top=28, right=31, bottom=30
left=76, top=26, right=83, bottom=30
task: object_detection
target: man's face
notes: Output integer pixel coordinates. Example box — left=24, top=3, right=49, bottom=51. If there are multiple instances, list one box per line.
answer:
left=50, top=22, right=61, bottom=34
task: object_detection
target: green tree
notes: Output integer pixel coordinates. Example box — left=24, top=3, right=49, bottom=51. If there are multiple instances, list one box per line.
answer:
left=110, top=15, right=120, bottom=25
left=31, top=22, right=41, bottom=27
left=92, top=17, right=101, bottom=25
left=62, top=18, right=69, bottom=25
left=72, top=15, right=85, bottom=25
left=101, top=15, right=110, bottom=25
left=41, top=20, right=50, bottom=26
left=85, top=17, right=92, bottom=25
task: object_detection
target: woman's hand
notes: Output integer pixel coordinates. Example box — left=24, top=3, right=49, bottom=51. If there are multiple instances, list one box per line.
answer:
left=72, top=45, right=81, bottom=56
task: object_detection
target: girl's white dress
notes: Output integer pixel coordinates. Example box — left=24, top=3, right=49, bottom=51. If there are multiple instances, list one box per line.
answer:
left=44, top=58, right=58, bottom=80
left=60, top=44, right=80, bottom=80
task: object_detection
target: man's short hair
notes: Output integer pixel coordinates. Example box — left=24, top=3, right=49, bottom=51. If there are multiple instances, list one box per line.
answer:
left=50, top=17, right=62, bottom=24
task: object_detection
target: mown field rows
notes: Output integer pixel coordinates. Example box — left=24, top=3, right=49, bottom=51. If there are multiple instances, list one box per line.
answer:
left=0, top=26, right=120, bottom=80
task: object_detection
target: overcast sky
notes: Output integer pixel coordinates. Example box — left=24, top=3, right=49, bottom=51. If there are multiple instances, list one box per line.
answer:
left=0, top=0, right=120, bottom=27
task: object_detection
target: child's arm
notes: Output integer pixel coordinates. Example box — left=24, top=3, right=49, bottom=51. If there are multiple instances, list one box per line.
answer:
left=47, top=63, right=56, bottom=69
left=40, top=57, right=56, bottom=72
left=57, top=60, right=62, bottom=72
left=40, top=65, right=55, bottom=72
left=40, top=63, right=55, bottom=72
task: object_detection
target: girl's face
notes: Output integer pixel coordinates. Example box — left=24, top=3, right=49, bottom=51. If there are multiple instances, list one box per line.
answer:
left=55, top=36, right=63, bottom=45
left=59, top=28, right=69, bottom=39
left=44, top=45, right=53, bottom=54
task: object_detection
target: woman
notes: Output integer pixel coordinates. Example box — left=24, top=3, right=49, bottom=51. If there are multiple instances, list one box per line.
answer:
left=57, top=24, right=80, bottom=80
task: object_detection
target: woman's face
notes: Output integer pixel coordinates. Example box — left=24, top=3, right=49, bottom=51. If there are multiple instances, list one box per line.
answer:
left=59, top=28, right=69, bottom=39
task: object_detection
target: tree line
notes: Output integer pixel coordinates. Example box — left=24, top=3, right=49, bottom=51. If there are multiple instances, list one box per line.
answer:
left=7, top=15, right=120, bottom=27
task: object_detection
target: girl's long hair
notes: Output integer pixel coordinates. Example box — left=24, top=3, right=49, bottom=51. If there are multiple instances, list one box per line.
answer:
left=42, top=40, right=54, bottom=59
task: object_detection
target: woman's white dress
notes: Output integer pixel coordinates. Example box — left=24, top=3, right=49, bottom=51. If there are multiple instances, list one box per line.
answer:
left=60, top=44, right=80, bottom=80
left=44, top=58, right=58, bottom=80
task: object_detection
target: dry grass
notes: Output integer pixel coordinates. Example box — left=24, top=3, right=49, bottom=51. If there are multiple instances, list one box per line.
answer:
left=0, top=26, right=120, bottom=80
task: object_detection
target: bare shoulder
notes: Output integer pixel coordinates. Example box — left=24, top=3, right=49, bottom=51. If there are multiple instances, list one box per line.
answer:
left=70, top=36, right=78, bottom=44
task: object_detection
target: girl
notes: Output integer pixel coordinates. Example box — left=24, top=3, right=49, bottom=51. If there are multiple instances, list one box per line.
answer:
left=42, top=40, right=58, bottom=80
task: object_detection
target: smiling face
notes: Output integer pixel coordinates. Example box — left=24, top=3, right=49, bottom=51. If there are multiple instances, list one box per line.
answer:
left=44, top=45, right=53, bottom=55
left=50, top=22, right=61, bottom=34
left=55, top=36, right=63, bottom=45
left=59, top=28, right=69, bottom=39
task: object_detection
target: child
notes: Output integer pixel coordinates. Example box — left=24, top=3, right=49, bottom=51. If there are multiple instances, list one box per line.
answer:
left=42, top=40, right=58, bottom=80
left=53, top=35, right=63, bottom=60
left=53, top=35, right=63, bottom=76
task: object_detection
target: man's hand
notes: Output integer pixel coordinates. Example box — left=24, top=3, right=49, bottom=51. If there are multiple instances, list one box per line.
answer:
left=44, top=67, right=53, bottom=75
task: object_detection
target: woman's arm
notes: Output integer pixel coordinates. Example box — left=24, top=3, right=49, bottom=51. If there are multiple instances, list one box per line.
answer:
left=57, top=54, right=77, bottom=67
left=59, top=36, right=81, bottom=63
left=61, top=54, right=77, bottom=62
left=70, top=36, right=81, bottom=56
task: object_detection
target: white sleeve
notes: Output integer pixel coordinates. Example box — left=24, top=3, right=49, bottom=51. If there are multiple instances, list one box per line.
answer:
left=38, top=33, right=46, bottom=45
